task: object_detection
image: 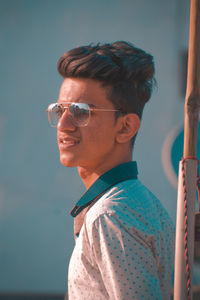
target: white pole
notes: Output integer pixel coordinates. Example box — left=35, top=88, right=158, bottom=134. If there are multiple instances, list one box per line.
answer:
left=174, top=159, right=198, bottom=300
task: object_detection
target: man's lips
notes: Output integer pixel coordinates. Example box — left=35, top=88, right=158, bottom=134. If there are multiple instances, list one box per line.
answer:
left=58, top=136, right=80, bottom=148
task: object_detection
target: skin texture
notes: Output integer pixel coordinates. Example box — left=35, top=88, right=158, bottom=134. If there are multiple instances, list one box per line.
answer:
left=57, top=77, right=140, bottom=189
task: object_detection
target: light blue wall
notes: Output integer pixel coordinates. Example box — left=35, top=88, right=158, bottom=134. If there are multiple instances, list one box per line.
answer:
left=0, top=0, right=190, bottom=293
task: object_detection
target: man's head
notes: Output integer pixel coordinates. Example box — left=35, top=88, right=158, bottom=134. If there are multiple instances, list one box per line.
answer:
left=51, top=41, right=155, bottom=180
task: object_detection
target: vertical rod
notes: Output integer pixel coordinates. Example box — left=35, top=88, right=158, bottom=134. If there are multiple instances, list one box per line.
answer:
left=183, top=0, right=200, bottom=158
left=174, top=0, right=200, bottom=298
left=174, top=160, right=197, bottom=300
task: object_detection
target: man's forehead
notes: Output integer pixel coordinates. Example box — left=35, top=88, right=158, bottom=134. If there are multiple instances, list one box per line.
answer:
left=59, top=78, right=83, bottom=100
left=58, top=77, right=110, bottom=105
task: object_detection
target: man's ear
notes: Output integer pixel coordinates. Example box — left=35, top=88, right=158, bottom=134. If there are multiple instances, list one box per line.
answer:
left=115, top=113, right=140, bottom=144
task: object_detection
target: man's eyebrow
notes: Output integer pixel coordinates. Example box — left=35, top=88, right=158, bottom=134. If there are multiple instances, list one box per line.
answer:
left=57, top=99, right=98, bottom=108
left=87, top=103, right=96, bottom=108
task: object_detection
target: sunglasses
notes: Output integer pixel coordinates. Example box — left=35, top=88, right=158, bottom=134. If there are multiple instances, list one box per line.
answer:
left=47, top=102, right=121, bottom=127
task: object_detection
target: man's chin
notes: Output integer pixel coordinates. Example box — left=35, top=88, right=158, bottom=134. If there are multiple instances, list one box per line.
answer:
left=59, top=154, right=77, bottom=167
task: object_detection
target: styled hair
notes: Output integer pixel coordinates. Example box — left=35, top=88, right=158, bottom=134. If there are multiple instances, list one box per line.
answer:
left=57, top=41, right=156, bottom=120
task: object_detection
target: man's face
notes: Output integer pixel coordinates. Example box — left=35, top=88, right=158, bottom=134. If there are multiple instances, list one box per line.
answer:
left=57, top=77, right=122, bottom=175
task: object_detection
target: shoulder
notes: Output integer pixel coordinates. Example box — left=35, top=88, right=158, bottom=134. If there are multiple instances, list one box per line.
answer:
left=85, top=178, right=174, bottom=246
left=87, top=179, right=174, bottom=227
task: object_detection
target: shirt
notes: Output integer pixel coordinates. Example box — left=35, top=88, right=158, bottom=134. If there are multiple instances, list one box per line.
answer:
left=68, top=162, right=175, bottom=300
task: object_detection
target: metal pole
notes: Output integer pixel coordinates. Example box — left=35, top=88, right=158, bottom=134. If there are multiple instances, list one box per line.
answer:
left=174, top=0, right=200, bottom=299
left=174, top=160, right=197, bottom=300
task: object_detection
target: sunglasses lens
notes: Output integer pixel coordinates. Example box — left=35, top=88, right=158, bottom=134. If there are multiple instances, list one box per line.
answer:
left=47, top=103, right=63, bottom=127
left=47, top=103, right=90, bottom=127
left=69, top=103, right=90, bottom=127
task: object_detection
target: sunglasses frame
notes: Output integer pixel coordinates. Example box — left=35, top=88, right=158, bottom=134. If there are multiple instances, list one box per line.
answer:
left=47, top=102, right=121, bottom=128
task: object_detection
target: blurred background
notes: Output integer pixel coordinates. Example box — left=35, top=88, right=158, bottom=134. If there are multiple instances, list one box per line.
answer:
left=0, top=0, right=200, bottom=298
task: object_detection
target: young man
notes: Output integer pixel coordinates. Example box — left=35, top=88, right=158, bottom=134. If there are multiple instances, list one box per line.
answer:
left=47, top=41, right=175, bottom=299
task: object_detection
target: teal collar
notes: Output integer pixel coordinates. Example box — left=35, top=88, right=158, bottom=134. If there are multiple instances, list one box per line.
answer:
left=70, top=161, right=138, bottom=217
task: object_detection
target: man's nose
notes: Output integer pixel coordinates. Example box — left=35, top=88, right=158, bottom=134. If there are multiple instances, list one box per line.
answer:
left=57, top=110, right=76, bottom=131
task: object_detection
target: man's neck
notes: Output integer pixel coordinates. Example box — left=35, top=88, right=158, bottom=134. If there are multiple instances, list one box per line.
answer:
left=78, top=155, right=133, bottom=189
left=77, top=168, right=100, bottom=189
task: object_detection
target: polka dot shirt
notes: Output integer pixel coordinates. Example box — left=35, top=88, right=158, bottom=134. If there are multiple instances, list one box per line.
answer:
left=68, top=179, right=175, bottom=300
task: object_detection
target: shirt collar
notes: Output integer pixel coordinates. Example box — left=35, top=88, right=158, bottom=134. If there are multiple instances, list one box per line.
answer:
left=70, top=161, right=138, bottom=218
